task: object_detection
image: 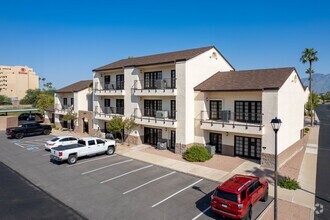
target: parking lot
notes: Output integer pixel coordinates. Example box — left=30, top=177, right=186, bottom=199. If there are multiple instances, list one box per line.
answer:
left=0, top=132, right=272, bottom=220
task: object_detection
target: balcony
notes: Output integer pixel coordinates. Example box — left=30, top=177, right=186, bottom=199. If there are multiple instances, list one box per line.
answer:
left=200, top=110, right=264, bottom=135
left=54, top=104, right=74, bottom=115
left=94, top=81, right=125, bottom=96
left=133, top=108, right=177, bottom=128
left=94, top=106, right=125, bottom=121
left=133, top=78, right=177, bottom=96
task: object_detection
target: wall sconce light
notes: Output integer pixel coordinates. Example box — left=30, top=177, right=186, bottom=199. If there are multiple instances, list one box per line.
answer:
left=165, top=128, right=168, bottom=131
left=140, top=125, right=143, bottom=129
left=226, top=132, right=229, bottom=136
left=206, top=97, right=209, bottom=102
left=262, top=146, right=266, bottom=150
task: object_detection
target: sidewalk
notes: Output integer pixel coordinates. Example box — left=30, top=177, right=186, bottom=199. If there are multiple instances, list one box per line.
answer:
left=50, top=124, right=319, bottom=220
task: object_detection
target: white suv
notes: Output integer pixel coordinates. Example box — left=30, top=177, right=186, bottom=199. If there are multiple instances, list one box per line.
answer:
left=45, top=136, right=78, bottom=150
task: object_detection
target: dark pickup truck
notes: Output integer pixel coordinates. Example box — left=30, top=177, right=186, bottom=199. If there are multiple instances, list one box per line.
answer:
left=6, top=122, right=52, bottom=139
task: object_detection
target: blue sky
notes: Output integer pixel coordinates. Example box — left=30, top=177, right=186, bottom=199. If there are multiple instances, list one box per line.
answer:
left=0, top=0, right=329, bottom=89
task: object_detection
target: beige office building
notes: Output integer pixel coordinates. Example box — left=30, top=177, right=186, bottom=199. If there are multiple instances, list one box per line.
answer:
left=0, top=65, right=39, bottom=102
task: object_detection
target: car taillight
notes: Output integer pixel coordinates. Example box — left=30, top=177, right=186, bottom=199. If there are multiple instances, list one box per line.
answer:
left=238, top=204, right=243, bottom=210
left=10, top=130, right=13, bottom=133
left=59, top=152, right=62, bottom=156
left=49, top=143, right=55, bottom=146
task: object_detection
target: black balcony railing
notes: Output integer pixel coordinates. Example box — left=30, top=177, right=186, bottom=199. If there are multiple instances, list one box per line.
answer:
left=55, top=104, right=73, bottom=111
left=134, top=78, right=176, bottom=90
left=94, top=106, right=124, bottom=116
left=94, top=81, right=124, bottom=91
left=201, top=110, right=263, bottom=128
left=133, top=108, right=177, bottom=123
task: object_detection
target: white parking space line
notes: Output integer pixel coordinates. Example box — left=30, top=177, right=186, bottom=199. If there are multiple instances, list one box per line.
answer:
left=66, top=155, right=117, bottom=167
left=14, top=143, right=25, bottom=148
left=81, top=159, right=133, bottom=175
left=123, top=171, right=176, bottom=195
left=151, top=179, right=203, bottom=208
left=100, top=165, right=153, bottom=184
left=191, top=206, right=211, bottom=220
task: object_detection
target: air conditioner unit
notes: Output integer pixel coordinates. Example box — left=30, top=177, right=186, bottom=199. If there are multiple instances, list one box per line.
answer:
left=221, top=110, right=231, bottom=121
left=156, top=110, right=168, bottom=119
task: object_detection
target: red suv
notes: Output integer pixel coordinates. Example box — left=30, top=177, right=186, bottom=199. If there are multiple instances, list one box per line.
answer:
left=211, top=174, right=268, bottom=220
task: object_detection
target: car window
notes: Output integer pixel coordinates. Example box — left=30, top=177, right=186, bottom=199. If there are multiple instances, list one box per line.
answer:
left=248, top=181, right=257, bottom=195
left=61, top=138, right=69, bottom=142
left=240, top=189, right=246, bottom=201
left=88, top=140, right=96, bottom=146
left=50, top=137, right=60, bottom=142
left=69, top=137, right=77, bottom=141
left=215, top=189, right=238, bottom=203
left=96, top=139, right=105, bottom=144
left=78, top=140, right=86, bottom=145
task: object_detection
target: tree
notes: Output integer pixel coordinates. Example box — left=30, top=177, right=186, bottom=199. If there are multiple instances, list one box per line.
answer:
left=36, top=94, right=54, bottom=115
left=0, top=95, right=12, bottom=105
left=19, top=89, right=41, bottom=107
left=300, top=48, right=319, bottom=126
left=320, top=94, right=326, bottom=104
left=62, top=110, right=78, bottom=131
left=305, top=93, right=319, bottom=116
left=106, top=117, right=124, bottom=142
left=123, top=118, right=137, bottom=141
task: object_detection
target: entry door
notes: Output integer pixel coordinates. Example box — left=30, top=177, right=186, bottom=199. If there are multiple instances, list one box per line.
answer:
left=104, top=75, right=111, bottom=90
left=104, top=99, right=111, bottom=114
left=210, top=100, right=222, bottom=120
left=170, top=131, right=176, bottom=149
left=170, top=100, right=176, bottom=119
left=144, top=71, right=162, bottom=89
left=210, top=133, right=222, bottom=153
left=144, top=100, right=162, bottom=117
left=144, top=127, right=162, bottom=145
left=116, top=99, right=124, bottom=115
left=116, top=74, right=124, bottom=90
left=171, top=70, right=176, bottom=89
left=234, top=136, right=261, bottom=159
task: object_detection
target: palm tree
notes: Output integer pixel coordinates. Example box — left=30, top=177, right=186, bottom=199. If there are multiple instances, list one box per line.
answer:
left=300, top=48, right=319, bottom=126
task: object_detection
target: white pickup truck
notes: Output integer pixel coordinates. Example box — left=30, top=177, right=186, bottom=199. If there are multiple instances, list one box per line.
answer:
left=50, top=137, right=116, bottom=164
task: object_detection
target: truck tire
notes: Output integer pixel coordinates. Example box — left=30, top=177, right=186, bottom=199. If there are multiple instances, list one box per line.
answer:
left=106, top=146, right=115, bottom=155
left=261, top=188, right=268, bottom=202
left=43, top=129, right=51, bottom=135
left=246, top=206, right=252, bottom=220
left=67, top=154, right=77, bottom=164
left=15, top=133, right=23, bottom=139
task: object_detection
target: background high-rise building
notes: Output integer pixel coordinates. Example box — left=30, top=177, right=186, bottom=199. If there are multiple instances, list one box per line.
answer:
left=0, top=65, right=39, bottom=102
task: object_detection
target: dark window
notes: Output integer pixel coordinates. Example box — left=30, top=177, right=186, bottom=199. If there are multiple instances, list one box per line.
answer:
left=144, top=127, right=162, bottom=145
left=88, top=140, right=95, bottom=146
left=248, top=181, right=258, bottom=195
left=240, top=189, right=247, bottom=201
left=170, top=100, right=176, bottom=119
left=210, top=100, right=222, bottom=120
left=63, top=98, right=67, bottom=106
left=235, top=136, right=261, bottom=159
left=171, top=70, right=176, bottom=89
left=96, top=139, right=105, bottom=144
left=209, top=133, right=222, bottom=153
left=71, top=98, right=74, bottom=106
left=116, top=74, right=124, bottom=90
left=215, top=189, right=238, bottom=203
left=144, top=100, right=162, bottom=117
left=61, top=138, right=69, bottom=142
left=69, top=137, right=77, bottom=141
left=78, top=140, right=86, bottom=145
left=234, top=101, right=262, bottom=123
left=116, top=99, right=124, bottom=115
left=144, top=71, right=162, bottom=89
left=50, top=137, right=60, bottom=142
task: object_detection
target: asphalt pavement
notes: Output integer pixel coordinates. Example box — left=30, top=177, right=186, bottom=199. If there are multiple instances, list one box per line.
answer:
left=315, top=104, right=330, bottom=220
left=0, top=161, right=86, bottom=220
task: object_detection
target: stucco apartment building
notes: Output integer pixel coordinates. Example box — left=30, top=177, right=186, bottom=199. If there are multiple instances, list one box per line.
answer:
left=54, top=80, right=93, bottom=134
left=0, top=65, right=39, bottom=102
left=92, top=46, right=307, bottom=166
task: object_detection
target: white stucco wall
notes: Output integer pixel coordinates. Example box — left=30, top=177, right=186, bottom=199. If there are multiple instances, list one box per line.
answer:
left=277, top=70, right=305, bottom=154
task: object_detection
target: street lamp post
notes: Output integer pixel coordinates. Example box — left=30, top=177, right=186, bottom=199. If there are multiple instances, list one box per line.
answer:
left=271, top=117, right=282, bottom=220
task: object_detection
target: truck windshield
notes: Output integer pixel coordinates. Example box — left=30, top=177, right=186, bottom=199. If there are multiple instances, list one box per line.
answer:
left=78, top=140, right=86, bottom=145
left=215, top=189, right=238, bottom=203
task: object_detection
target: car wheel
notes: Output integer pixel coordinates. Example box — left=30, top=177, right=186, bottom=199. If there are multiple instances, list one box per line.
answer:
left=67, top=155, right=77, bottom=164
left=246, top=206, right=252, bottom=220
left=43, top=129, right=51, bottom=135
left=106, top=146, right=115, bottom=155
left=15, top=133, right=23, bottom=139
left=261, top=188, right=268, bottom=202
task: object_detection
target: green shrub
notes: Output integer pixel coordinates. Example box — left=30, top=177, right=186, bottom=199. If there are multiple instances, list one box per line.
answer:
left=183, top=146, right=212, bottom=162
left=304, top=127, right=310, bottom=134
left=278, top=176, right=300, bottom=190
left=51, top=124, right=56, bottom=129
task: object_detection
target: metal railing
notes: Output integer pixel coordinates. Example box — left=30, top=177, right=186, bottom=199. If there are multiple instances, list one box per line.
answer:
left=134, top=108, right=177, bottom=124
left=134, top=78, right=176, bottom=90
left=55, top=104, right=74, bottom=111
left=94, top=81, right=124, bottom=91
left=94, top=106, right=124, bottom=116
left=201, top=110, right=263, bottom=128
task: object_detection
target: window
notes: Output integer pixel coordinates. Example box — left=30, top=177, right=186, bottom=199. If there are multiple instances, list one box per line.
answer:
left=69, top=137, right=77, bottom=141
left=209, top=100, right=222, bottom=120
left=235, top=136, right=261, bottom=159
left=63, top=98, right=67, bottom=106
left=234, top=101, right=261, bottom=123
left=248, top=181, right=258, bottom=195
left=144, top=71, right=162, bottom=89
left=88, top=140, right=95, bottom=146
left=50, top=137, right=60, bottom=142
left=171, top=70, right=176, bottom=89
left=116, top=99, right=124, bottom=115
left=215, top=189, right=238, bottom=203
left=71, top=98, right=74, bottom=106
left=240, top=189, right=247, bottom=201
left=61, top=138, right=69, bottom=142
left=78, top=140, right=86, bottom=145
left=96, top=139, right=105, bottom=144
left=144, top=100, right=162, bottom=117
left=116, top=74, right=124, bottom=90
